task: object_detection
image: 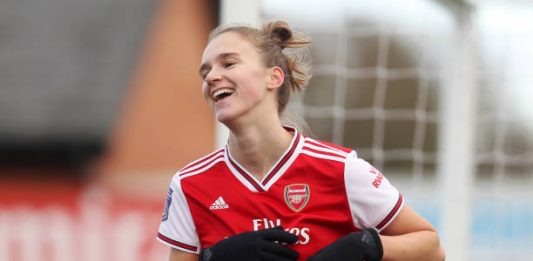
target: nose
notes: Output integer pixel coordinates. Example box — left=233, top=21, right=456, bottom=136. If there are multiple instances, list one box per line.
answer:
left=205, top=68, right=222, bottom=85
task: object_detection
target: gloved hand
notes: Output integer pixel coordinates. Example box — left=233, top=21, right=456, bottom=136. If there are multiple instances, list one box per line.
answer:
left=199, top=226, right=299, bottom=261
left=307, top=228, right=383, bottom=261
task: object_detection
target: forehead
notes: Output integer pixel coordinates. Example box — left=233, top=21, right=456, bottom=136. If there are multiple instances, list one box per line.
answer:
left=201, top=32, right=258, bottom=62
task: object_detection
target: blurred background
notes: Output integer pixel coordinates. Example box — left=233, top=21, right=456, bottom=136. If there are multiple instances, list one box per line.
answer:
left=0, top=0, right=532, bottom=260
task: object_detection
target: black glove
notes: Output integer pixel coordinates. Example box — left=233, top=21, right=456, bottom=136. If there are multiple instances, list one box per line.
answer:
left=199, top=226, right=299, bottom=261
left=307, top=228, right=383, bottom=261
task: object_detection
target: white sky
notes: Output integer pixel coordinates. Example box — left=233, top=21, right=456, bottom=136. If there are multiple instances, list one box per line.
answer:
left=477, top=2, right=533, bottom=131
left=262, top=0, right=453, bottom=32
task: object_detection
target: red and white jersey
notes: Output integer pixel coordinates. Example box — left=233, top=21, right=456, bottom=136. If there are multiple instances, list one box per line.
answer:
left=157, top=128, right=403, bottom=260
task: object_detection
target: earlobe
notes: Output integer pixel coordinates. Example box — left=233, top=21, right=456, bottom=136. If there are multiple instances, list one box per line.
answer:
left=267, top=66, right=285, bottom=90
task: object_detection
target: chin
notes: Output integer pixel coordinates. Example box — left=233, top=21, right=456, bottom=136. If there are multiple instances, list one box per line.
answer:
left=215, top=112, right=234, bottom=125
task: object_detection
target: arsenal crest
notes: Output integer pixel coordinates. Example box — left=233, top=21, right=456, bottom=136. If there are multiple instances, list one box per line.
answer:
left=284, top=184, right=310, bottom=212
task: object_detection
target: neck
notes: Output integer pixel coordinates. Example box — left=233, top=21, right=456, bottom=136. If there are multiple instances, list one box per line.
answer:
left=227, top=123, right=293, bottom=181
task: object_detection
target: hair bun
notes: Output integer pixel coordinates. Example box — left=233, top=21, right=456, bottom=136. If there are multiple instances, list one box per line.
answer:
left=272, top=27, right=292, bottom=47
left=264, top=21, right=293, bottom=48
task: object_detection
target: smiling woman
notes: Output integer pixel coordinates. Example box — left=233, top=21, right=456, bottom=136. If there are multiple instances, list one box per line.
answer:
left=157, top=20, right=444, bottom=261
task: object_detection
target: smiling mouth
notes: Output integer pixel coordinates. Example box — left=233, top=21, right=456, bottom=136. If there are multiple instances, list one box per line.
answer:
left=212, top=88, right=234, bottom=102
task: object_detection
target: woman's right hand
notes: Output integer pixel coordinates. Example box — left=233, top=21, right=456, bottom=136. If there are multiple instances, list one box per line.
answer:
left=199, top=226, right=299, bottom=261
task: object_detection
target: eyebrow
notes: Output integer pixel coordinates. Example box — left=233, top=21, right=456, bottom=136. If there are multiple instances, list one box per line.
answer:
left=199, top=52, right=240, bottom=77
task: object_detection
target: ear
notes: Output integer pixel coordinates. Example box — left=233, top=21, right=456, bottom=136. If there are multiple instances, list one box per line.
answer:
left=266, top=66, right=285, bottom=90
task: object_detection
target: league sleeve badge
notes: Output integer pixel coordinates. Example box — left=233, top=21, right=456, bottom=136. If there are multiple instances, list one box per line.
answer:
left=161, top=188, right=173, bottom=222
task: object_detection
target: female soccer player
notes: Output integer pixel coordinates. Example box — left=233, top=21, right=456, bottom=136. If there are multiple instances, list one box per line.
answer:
left=157, top=20, right=445, bottom=261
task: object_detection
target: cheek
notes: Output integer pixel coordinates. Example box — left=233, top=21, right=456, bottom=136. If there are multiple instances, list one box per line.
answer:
left=239, top=70, right=267, bottom=96
left=201, top=83, right=210, bottom=100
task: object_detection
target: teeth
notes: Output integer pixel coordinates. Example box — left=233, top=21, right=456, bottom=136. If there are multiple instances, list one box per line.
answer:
left=213, top=88, right=234, bottom=101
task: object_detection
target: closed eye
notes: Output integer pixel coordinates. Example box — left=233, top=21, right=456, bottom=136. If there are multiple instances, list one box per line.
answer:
left=200, top=71, right=207, bottom=80
left=199, top=65, right=210, bottom=80
left=224, top=61, right=236, bottom=68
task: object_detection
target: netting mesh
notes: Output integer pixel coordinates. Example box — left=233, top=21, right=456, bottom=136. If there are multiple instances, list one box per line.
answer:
left=472, top=4, right=533, bottom=258
left=476, top=30, right=533, bottom=178
left=288, top=26, right=443, bottom=179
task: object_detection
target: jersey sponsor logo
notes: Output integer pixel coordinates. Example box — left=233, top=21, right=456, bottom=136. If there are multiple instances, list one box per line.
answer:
left=162, top=188, right=173, bottom=221
left=284, top=184, right=310, bottom=212
left=370, top=167, right=384, bottom=188
left=209, top=196, right=229, bottom=210
left=252, top=218, right=310, bottom=245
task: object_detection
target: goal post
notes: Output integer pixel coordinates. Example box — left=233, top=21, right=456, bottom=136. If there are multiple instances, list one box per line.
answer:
left=438, top=4, right=477, bottom=261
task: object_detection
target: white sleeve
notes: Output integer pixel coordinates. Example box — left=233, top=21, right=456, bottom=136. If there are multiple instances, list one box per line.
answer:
left=157, top=174, right=200, bottom=253
left=344, top=152, right=404, bottom=232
